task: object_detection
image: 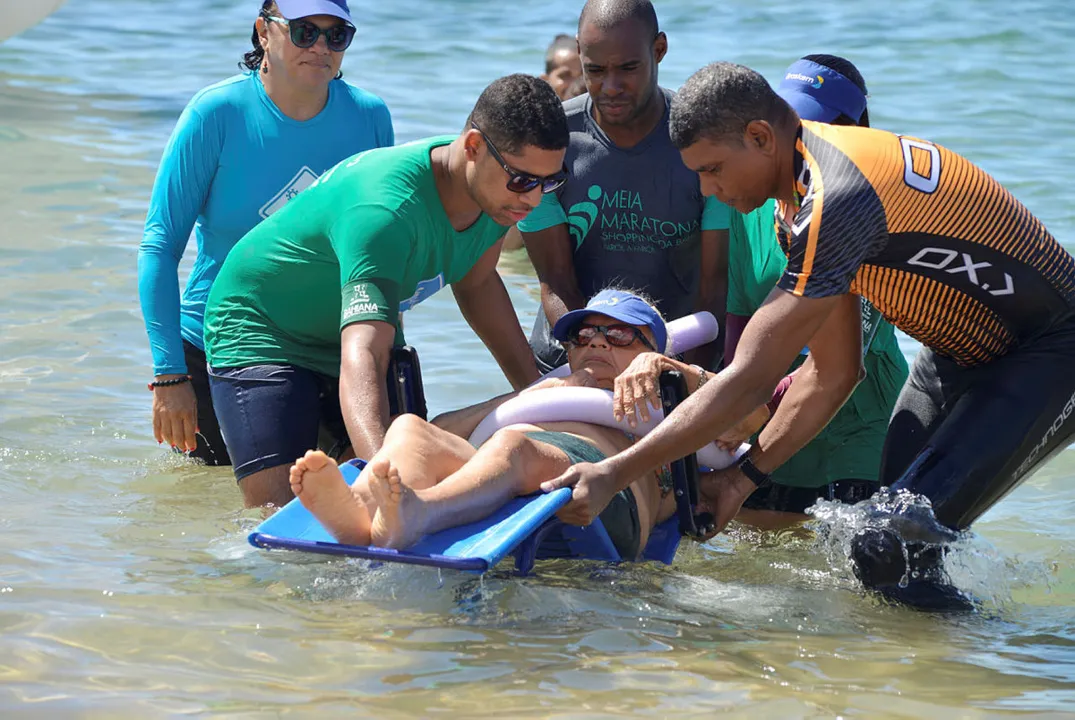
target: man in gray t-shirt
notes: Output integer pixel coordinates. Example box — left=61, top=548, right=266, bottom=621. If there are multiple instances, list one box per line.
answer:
left=518, top=0, right=730, bottom=371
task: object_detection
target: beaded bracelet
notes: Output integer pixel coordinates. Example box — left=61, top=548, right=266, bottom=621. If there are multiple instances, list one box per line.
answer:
left=147, top=375, right=192, bottom=391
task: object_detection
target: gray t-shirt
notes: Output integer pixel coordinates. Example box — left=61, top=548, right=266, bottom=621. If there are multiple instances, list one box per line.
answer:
left=518, top=89, right=730, bottom=369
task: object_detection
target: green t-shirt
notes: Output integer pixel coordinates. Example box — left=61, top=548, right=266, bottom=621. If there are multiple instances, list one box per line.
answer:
left=204, top=136, right=506, bottom=377
left=727, top=201, right=910, bottom=487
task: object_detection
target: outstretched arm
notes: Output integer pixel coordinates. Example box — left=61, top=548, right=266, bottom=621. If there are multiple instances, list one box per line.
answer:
left=453, top=237, right=540, bottom=389
left=695, top=293, right=864, bottom=534
left=609, top=290, right=844, bottom=476
left=542, top=289, right=850, bottom=525
left=339, top=320, right=397, bottom=462
left=748, top=292, right=863, bottom=472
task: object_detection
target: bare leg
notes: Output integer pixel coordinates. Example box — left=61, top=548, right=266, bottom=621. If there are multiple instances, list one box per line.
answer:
left=350, top=413, right=478, bottom=510
left=382, top=414, right=477, bottom=489
left=368, top=427, right=573, bottom=549
left=290, top=450, right=373, bottom=545
left=239, top=464, right=294, bottom=509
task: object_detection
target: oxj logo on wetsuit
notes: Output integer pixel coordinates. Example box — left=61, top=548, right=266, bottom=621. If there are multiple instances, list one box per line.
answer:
left=907, top=247, right=1015, bottom=296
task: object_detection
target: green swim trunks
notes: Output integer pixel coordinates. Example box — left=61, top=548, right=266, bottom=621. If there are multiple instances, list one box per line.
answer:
left=524, top=431, right=642, bottom=560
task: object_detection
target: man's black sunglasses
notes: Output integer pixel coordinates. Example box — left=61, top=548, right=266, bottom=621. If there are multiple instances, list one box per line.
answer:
left=264, top=15, right=356, bottom=53
left=471, top=123, right=568, bottom=195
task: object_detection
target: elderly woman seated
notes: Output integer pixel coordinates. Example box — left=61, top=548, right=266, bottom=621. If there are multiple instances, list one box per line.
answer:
left=289, top=289, right=765, bottom=558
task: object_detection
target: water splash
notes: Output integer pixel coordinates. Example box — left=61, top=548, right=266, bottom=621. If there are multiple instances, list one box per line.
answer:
left=807, top=490, right=1053, bottom=611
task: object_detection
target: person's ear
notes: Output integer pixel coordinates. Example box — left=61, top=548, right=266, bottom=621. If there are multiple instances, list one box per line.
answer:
left=462, top=128, right=483, bottom=161
left=256, top=17, right=269, bottom=51
left=745, top=120, right=776, bottom=155
left=653, top=32, right=668, bottom=64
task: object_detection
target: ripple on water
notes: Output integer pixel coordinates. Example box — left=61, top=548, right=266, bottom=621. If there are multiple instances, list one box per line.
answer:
left=1, top=0, right=1075, bottom=714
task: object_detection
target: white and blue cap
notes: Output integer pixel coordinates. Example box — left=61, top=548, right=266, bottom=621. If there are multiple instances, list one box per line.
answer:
left=777, top=59, right=867, bottom=124
left=275, top=0, right=352, bottom=23
left=552, top=289, right=668, bottom=353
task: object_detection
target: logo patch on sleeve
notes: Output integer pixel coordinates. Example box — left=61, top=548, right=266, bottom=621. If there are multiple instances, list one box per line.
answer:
left=342, top=282, right=381, bottom=320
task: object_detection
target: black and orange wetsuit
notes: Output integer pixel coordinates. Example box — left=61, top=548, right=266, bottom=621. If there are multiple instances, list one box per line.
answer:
left=776, top=121, right=1075, bottom=364
left=774, top=121, right=1075, bottom=606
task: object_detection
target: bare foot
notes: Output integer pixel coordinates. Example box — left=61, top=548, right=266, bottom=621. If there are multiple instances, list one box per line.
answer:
left=289, top=450, right=371, bottom=545
left=367, top=457, right=429, bottom=549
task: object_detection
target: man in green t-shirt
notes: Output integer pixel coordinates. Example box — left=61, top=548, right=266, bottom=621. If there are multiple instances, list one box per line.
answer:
left=203, top=74, right=570, bottom=508
left=711, top=55, right=908, bottom=524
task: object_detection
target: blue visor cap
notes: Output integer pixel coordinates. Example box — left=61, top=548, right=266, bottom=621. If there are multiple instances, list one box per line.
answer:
left=552, top=289, right=668, bottom=353
left=777, top=59, right=867, bottom=124
left=275, top=0, right=352, bottom=23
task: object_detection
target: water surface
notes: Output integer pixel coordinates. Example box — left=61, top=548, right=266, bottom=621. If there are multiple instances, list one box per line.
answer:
left=1, top=0, right=1074, bottom=715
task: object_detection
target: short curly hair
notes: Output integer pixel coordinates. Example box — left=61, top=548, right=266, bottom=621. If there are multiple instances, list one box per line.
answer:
left=466, top=74, right=570, bottom=155
left=669, top=62, right=789, bottom=149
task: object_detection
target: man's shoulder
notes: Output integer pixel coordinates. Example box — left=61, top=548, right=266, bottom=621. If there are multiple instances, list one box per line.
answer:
left=563, top=94, right=591, bottom=129
left=801, top=121, right=902, bottom=183
left=337, top=136, right=445, bottom=184
left=325, top=139, right=451, bottom=226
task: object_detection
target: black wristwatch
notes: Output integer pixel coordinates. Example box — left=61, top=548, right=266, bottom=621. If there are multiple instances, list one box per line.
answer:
left=737, top=453, right=772, bottom=489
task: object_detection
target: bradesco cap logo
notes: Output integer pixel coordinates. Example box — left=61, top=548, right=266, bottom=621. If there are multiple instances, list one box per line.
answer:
left=785, top=71, right=824, bottom=89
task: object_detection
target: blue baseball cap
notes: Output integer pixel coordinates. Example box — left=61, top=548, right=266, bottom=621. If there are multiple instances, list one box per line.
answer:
left=553, top=289, right=668, bottom=353
left=777, top=59, right=867, bottom=124
left=275, top=0, right=352, bottom=23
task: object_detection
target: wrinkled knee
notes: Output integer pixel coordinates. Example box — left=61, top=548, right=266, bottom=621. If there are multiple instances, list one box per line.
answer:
left=487, top=427, right=530, bottom=455
left=386, top=413, right=429, bottom=438
left=486, top=428, right=560, bottom=472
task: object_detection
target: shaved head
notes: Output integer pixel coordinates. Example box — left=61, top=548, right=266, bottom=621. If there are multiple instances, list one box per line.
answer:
left=578, top=0, right=659, bottom=38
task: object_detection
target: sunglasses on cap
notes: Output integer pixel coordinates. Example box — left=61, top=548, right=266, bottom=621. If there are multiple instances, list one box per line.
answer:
left=263, top=15, right=356, bottom=53
left=470, top=123, right=568, bottom=195
left=567, top=323, right=656, bottom=351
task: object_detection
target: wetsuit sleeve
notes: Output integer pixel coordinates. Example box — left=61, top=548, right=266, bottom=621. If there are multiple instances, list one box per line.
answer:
left=329, top=206, right=406, bottom=329
left=701, top=195, right=731, bottom=231
left=517, top=192, right=567, bottom=233
left=777, top=181, right=887, bottom=299
left=137, top=104, right=224, bottom=375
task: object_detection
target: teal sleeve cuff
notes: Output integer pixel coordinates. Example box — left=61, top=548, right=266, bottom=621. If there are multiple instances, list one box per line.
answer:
left=701, top=195, right=731, bottom=231
left=517, top=192, right=567, bottom=233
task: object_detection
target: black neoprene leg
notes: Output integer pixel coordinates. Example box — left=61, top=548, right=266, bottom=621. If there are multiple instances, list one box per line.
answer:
left=877, top=350, right=948, bottom=487
left=892, top=340, right=1075, bottom=530
left=852, top=325, right=1075, bottom=610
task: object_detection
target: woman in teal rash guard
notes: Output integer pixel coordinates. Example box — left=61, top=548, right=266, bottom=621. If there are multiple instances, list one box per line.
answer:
left=138, top=0, right=394, bottom=465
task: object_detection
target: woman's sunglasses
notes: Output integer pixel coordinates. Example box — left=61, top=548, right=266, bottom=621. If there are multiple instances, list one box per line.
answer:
left=568, top=323, right=656, bottom=351
left=471, top=123, right=568, bottom=195
left=264, top=15, right=356, bottom=53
